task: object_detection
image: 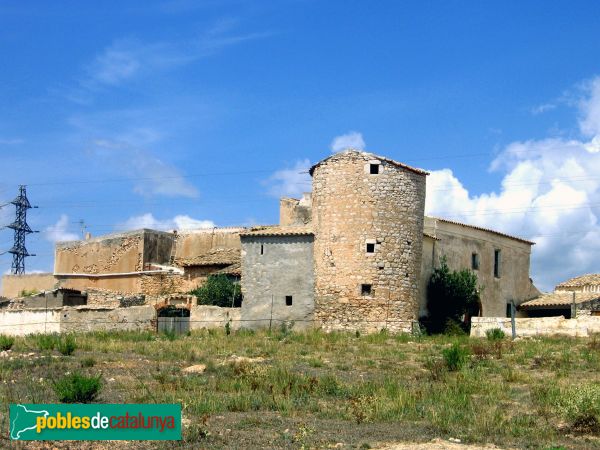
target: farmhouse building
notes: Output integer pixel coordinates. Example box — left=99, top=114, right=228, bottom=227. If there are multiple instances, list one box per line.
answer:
left=2, top=149, right=540, bottom=332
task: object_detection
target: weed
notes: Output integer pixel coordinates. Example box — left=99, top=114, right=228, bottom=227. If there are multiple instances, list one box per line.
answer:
left=486, top=328, right=506, bottom=341
left=225, top=320, right=231, bottom=336
left=442, top=344, right=469, bottom=371
left=53, top=372, right=102, bottom=403
left=80, top=357, right=96, bottom=368
left=34, top=333, right=58, bottom=351
left=0, top=334, right=14, bottom=351
left=57, top=334, right=77, bottom=356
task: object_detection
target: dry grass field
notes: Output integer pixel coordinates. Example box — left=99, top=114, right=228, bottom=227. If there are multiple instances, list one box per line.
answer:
left=0, top=327, right=598, bottom=449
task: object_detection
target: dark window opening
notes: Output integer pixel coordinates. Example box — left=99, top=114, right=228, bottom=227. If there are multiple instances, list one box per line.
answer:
left=370, top=164, right=379, bottom=174
left=361, top=284, right=372, bottom=296
left=366, top=243, right=375, bottom=253
left=285, top=295, right=293, bottom=306
left=260, top=244, right=264, bottom=255
left=472, top=252, right=480, bottom=270
left=406, top=240, right=411, bottom=246
left=494, top=249, right=501, bottom=278
left=506, top=303, right=512, bottom=318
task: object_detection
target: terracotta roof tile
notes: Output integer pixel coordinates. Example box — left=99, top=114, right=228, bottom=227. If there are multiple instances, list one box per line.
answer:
left=240, top=226, right=314, bottom=237
left=308, top=150, right=429, bottom=176
left=177, top=248, right=240, bottom=267
left=519, top=291, right=600, bottom=309
left=427, top=216, right=535, bottom=245
left=556, top=273, right=600, bottom=289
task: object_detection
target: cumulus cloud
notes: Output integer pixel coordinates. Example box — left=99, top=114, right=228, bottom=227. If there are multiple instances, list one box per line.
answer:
left=265, top=159, right=312, bottom=198
left=426, top=76, right=600, bottom=291
left=330, top=131, right=366, bottom=153
left=44, top=215, right=79, bottom=243
left=117, top=213, right=215, bottom=232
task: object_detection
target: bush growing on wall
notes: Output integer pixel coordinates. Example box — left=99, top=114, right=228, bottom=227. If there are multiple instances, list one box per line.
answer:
left=425, top=256, right=481, bottom=334
left=189, top=275, right=242, bottom=308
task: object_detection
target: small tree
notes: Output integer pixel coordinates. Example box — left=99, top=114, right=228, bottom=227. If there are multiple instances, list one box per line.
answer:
left=425, top=256, right=481, bottom=334
left=190, top=274, right=242, bottom=307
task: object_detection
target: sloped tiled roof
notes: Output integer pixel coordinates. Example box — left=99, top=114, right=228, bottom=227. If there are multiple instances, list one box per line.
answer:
left=308, top=150, right=429, bottom=176
left=177, top=248, right=240, bottom=267
left=519, top=292, right=600, bottom=309
left=426, top=216, right=535, bottom=245
left=215, top=262, right=241, bottom=276
left=240, top=225, right=314, bottom=237
left=556, top=273, right=600, bottom=289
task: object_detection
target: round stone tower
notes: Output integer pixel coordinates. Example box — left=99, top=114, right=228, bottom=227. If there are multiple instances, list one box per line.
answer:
left=310, top=150, right=428, bottom=332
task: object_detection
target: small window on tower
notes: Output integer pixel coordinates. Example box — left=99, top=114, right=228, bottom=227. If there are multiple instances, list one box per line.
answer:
left=472, top=252, right=480, bottom=270
left=260, top=244, right=264, bottom=255
left=285, top=296, right=293, bottom=306
left=361, top=284, right=372, bottom=296
left=370, top=164, right=379, bottom=174
left=366, top=243, right=375, bottom=253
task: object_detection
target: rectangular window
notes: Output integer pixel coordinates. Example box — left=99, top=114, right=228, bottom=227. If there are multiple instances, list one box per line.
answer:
left=366, top=242, right=375, bottom=253
left=370, top=164, right=379, bottom=174
left=361, top=284, right=372, bottom=296
left=494, top=249, right=501, bottom=278
left=506, top=302, right=513, bottom=318
left=471, top=252, right=480, bottom=270
left=285, top=295, right=293, bottom=306
left=260, top=244, right=264, bottom=255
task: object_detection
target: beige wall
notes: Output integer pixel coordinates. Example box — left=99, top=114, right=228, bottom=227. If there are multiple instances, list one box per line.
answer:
left=55, top=232, right=145, bottom=275
left=56, top=274, right=143, bottom=294
left=471, top=315, right=600, bottom=338
left=190, top=305, right=241, bottom=331
left=422, top=218, right=539, bottom=318
left=1, top=273, right=57, bottom=298
left=174, top=228, right=242, bottom=260
left=280, top=194, right=312, bottom=226
left=0, top=309, right=61, bottom=335
left=312, top=151, right=427, bottom=333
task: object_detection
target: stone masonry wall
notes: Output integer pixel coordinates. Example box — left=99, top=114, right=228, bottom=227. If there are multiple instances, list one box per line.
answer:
left=312, top=151, right=427, bottom=333
left=471, top=316, right=600, bottom=338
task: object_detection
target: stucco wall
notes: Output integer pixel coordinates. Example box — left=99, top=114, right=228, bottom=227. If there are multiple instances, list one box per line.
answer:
left=60, top=306, right=155, bottom=333
left=422, top=218, right=538, bottom=318
left=0, top=309, right=61, bottom=335
left=1, top=273, right=57, bottom=298
left=174, top=228, right=242, bottom=260
left=471, top=315, right=600, bottom=338
left=190, top=305, right=241, bottom=330
left=312, top=151, right=426, bottom=333
left=240, top=234, right=314, bottom=329
left=56, top=274, right=143, bottom=294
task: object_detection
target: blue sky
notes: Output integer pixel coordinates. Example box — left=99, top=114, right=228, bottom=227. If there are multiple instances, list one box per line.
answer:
left=1, top=1, right=600, bottom=291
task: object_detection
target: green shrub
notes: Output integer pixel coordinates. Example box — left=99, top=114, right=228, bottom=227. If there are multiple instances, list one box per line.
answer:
left=0, top=334, right=15, bottom=351
left=442, top=344, right=469, bottom=371
left=34, top=333, right=58, bottom=351
left=189, top=275, right=242, bottom=307
left=443, top=319, right=466, bottom=336
left=53, top=372, right=102, bottom=403
left=486, top=328, right=506, bottom=341
left=553, top=384, right=600, bottom=432
left=57, top=334, right=77, bottom=356
left=425, top=256, right=481, bottom=334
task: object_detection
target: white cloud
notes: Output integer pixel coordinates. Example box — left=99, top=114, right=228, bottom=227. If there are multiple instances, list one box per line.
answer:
left=265, top=159, right=312, bottom=198
left=117, top=213, right=215, bottom=232
left=83, top=21, right=271, bottom=88
left=426, top=76, right=600, bottom=291
left=44, top=215, right=79, bottom=243
left=330, top=131, right=366, bottom=153
left=90, top=134, right=199, bottom=198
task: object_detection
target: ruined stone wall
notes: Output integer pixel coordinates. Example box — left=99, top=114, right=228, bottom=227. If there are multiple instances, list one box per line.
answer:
left=422, top=218, right=538, bottom=317
left=240, top=235, right=314, bottom=330
left=56, top=275, right=143, bottom=294
left=280, top=193, right=312, bottom=226
left=1, top=273, right=57, bottom=298
left=312, top=152, right=427, bottom=333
